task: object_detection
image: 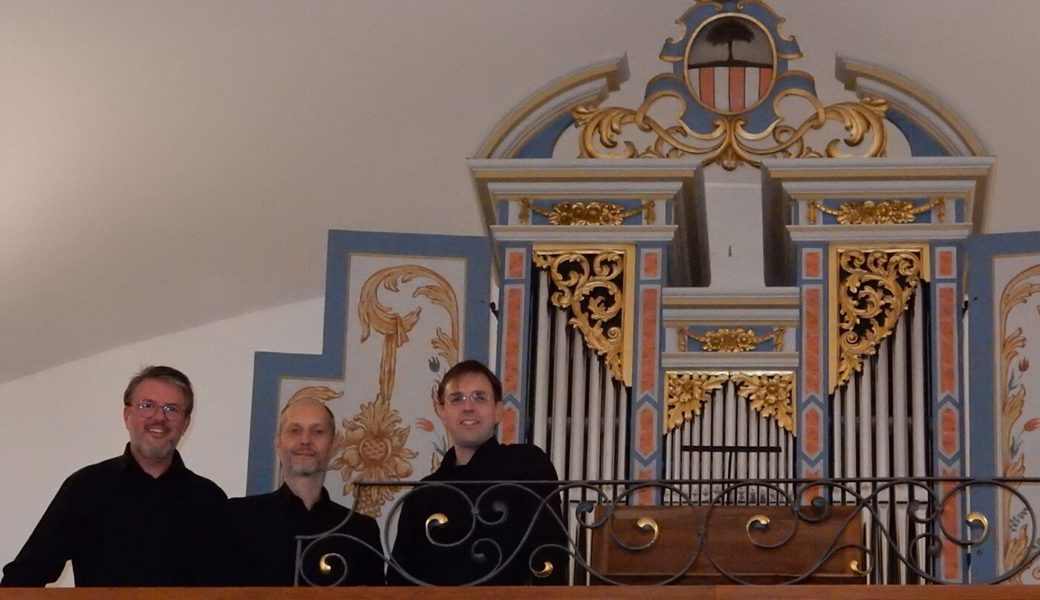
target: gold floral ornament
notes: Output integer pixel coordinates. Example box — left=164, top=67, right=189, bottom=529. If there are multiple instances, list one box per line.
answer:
left=685, top=327, right=784, bottom=352
left=533, top=249, right=631, bottom=385
left=806, top=197, right=946, bottom=226
left=333, top=396, right=418, bottom=518
left=831, top=248, right=924, bottom=391
left=573, top=91, right=888, bottom=170
left=665, top=371, right=727, bottom=432
left=731, top=373, right=795, bottom=433
left=518, top=199, right=655, bottom=226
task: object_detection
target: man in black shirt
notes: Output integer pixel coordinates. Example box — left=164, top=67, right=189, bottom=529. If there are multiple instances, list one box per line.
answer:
left=387, top=360, right=567, bottom=585
left=225, top=388, right=383, bottom=586
left=1, top=365, right=227, bottom=587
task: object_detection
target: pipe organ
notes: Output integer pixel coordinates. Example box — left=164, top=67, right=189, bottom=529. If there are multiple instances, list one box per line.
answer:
left=466, top=0, right=999, bottom=584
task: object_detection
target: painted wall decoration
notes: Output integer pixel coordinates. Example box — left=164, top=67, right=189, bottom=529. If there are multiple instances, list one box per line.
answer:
left=996, top=258, right=1040, bottom=582
left=248, top=230, right=491, bottom=525
left=967, top=233, right=1040, bottom=583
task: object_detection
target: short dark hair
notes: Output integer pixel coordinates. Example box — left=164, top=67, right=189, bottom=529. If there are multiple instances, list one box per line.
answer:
left=436, top=360, right=503, bottom=405
left=123, top=365, right=195, bottom=416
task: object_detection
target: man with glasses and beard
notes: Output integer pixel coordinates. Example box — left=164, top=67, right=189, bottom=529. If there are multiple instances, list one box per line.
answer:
left=224, top=389, right=383, bottom=586
left=2, top=365, right=227, bottom=587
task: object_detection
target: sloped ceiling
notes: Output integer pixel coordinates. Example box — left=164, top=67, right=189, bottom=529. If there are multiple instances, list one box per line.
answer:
left=2, top=0, right=1037, bottom=383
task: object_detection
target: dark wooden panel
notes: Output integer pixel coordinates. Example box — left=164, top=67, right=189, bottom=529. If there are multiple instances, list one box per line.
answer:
left=589, top=504, right=865, bottom=584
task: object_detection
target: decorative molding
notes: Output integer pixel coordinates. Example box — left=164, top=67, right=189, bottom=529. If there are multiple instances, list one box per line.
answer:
left=665, top=370, right=796, bottom=434
left=731, top=372, right=796, bottom=433
left=679, top=326, right=785, bottom=352
left=533, top=245, right=635, bottom=385
left=829, top=246, right=928, bottom=392
left=518, top=198, right=656, bottom=226
left=665, top=371, right=728, bottom=431
left=805, top=196, right=945, bottom=225
left=574, top=93, right=888, bottom=170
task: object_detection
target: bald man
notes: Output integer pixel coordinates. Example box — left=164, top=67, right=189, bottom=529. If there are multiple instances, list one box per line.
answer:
left=225, top=396, right=383, bottom=586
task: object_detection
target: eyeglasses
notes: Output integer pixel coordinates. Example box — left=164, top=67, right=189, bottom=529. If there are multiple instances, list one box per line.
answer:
left=445, top=391, right=491, bottom=406
left=132, top=400, right=185, bottom=419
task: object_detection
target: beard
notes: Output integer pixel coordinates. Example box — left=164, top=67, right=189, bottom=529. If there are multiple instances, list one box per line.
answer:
left=132, top=435, right=179, bottom=461
left=280, top=450, right=329, bottom=477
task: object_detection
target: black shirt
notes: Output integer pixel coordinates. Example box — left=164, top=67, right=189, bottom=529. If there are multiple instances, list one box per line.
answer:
left=1, top=444, right=227, bottom=587
left=387, top=438, right=567, bottom=585
left=225, top=483, right=384, bottom=586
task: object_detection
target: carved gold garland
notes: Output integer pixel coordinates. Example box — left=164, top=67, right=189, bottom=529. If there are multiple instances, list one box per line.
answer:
left=805, top=197, right=946, bottom=226
left=533, top=247, right=634, bottom=386
left=666, top=371, right=796, bottom=433
left=678, top=327, right=785, bottom=352
left=573, top=89, right=888, bottom=170
left=829, top=247, right=927, bottom=392
left=518, top=198, right=656, bottom=226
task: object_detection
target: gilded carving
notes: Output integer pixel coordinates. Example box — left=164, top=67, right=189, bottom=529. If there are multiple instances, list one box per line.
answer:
left=666, top=371, right=728, bottom=432
left=806, top=197, right=946, bottom=226
left=832, top=249, right=924, bottom=390
left=685, top=327, right=785, bottom=352
left=533, top=249, right=629, bottom=383
left=573, top=91, right=888, bottom=170
left=518, top=199, right=655, bottom=226
left=731, top=372, right=795, bottom=433
left=666, top=370, right=795, bottom=433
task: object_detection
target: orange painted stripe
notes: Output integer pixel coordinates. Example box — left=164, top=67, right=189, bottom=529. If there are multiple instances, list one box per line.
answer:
left=507, top=249, right=525, bottom=280
left=803, top=249, right=821, bottom=279
left=804, top=287, right=821, bottom=394
left=639, top=288, right=660, bottom=394
left=939, top=286, right=957, bottom=395
left=699, top=67, right=715, bottom=110
left=642, top=250, right=660, bottom=279
left=938, top=249, right=955, bottom=279
left=759, top=68, right=774, bottom=98
left=729, top=66, right=746, bottom=112
left=502, top=287, right=523, bottom=395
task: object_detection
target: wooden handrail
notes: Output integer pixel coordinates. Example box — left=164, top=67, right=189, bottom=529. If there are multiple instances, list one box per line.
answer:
left=1, top=586, right=1039, bottom=600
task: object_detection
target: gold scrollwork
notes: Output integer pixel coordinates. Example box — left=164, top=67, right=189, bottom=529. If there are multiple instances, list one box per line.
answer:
left=745, top=514, right=770, bottom=537
left=518, top=198, right=656, bottom=226
left=966, top=512, right=990, bottom=544
left=533, top=248, right=633, bottom=385
left=849, top=557, right=873, bottom=576
left=666, top=371, right=795, bottom=434
left=806, top=197, right=946, bottom=226
left=532, top=561, right=554, bottom=578
left=425, top=513, right=448, bottom=530
left=685, top=327, right=785, bottom=352
left=573, top=89, right=888, bottom=170
left=318, top=553, right=336, bottom=575
left=665, top=371, right=728, bottom=431
left=731, top=372, right=795, bottom=433
left=831, top=248, right=925, bottom=391
left=636, top=517, right=660, bottom=549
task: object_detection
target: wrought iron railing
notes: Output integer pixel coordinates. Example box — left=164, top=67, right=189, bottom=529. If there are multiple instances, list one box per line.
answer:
left=293, top=477, right=1040, bottom=586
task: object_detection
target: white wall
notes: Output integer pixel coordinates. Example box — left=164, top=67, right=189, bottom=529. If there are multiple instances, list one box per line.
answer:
left=0, top=296, right=324, bottom=585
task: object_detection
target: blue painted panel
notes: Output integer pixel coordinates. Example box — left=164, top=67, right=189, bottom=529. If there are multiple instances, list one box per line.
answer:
left=247, top=230, right=491, bottom=494
left=966, top=231, right=1040, bottom=580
